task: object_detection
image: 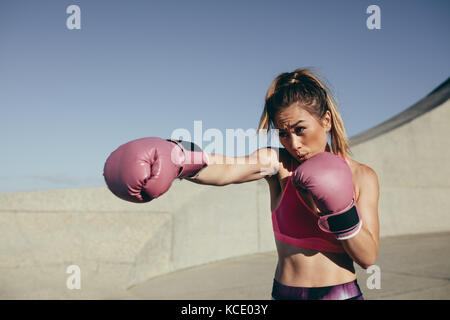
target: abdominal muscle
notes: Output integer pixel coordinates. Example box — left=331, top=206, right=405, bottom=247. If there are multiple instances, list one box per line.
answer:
left=274, top=239, right=357, bottom=287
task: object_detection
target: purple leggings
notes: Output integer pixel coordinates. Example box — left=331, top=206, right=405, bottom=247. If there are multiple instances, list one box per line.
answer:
left=271, top=278, right=364, bottom=300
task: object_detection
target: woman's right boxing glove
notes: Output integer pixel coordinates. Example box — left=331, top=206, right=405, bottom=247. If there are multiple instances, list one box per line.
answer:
left=103, top=137, right=209, bottom=203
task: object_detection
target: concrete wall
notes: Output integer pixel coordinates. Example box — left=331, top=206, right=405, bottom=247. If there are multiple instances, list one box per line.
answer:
left=349, top=78, right=450, bottom=237
left=0, top=179, right=274, bottom=298
left=1, top=79, right=449, bottom=299
left=350, top=99, right=450, bottom=237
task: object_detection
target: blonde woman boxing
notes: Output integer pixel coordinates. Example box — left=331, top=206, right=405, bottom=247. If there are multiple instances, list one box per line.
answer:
left=104, top=68, right=380, bottom=300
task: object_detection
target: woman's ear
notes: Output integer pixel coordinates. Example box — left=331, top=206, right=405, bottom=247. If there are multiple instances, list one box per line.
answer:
left=321, top=110, right=332, bottom=132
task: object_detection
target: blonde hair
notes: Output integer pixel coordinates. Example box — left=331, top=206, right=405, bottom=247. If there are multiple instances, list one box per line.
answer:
left=258, top=68, right=352, bottom=159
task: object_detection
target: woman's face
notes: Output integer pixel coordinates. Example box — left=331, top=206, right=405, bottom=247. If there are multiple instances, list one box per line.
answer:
left=274, top=102, right=331, bottom=162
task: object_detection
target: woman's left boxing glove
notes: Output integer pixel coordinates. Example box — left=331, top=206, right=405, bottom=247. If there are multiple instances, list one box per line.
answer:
left=103, top=137, right=209, bottom=203
left=291, top=152, right=362, bottom=240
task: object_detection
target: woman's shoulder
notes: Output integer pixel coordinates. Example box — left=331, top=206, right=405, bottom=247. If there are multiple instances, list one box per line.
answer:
left=346, top=158, right=379, bottom=197
left=347, top=158, right=377, bottom=178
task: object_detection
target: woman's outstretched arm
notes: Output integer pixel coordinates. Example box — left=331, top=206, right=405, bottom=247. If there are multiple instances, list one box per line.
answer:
left=187, top=148, right=280, bottom=186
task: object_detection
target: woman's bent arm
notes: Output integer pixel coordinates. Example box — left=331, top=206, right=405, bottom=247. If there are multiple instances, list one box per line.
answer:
left=341, top=166, right=380, bottom=269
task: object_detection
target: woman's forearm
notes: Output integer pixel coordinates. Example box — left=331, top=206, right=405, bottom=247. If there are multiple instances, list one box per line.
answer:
left=186, top=154, right=233, bottom=186
left=340, top=226, right=378, bottom=269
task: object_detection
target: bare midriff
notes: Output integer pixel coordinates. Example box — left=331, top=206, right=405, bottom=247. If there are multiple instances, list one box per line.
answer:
left=274, top=238, right=357, bottom=287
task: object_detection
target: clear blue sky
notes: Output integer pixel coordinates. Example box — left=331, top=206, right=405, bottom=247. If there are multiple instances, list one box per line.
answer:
left=1, top=0, right=449, bottom=193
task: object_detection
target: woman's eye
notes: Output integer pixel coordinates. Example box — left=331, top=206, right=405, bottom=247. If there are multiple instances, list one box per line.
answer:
left=295, top=127, right=306, bottom=134
left=279, top=132, right=288, bottom=138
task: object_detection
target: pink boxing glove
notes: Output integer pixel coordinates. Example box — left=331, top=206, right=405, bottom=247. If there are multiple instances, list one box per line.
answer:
left=103, top=137, right=209, bottom=203
left=291, top=152, right=362, bottom=240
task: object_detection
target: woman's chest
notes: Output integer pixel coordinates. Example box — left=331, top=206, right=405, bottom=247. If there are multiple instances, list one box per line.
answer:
left=275, top=161, right=361, bottom=213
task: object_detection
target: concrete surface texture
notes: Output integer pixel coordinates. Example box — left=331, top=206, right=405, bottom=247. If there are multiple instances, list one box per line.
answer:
left=0, top=78, right=449, bottom=299
left=129, top=232, right=450, bottom=300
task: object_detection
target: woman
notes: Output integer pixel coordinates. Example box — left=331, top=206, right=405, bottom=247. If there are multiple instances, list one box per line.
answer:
left=188, top=68, right=380, bottom=300
left=104, top=68, right=380, bottom=300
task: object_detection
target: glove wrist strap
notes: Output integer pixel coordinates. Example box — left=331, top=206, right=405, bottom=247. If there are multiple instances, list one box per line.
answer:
left=317, top=199, right=362, bottom=240
left=167, top=139, right=209, bottom=178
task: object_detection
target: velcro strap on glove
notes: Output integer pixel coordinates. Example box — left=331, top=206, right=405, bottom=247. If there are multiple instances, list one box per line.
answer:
left=167, top=139, right=209, bottom=178
left=317, top=199, right=362, bottom=240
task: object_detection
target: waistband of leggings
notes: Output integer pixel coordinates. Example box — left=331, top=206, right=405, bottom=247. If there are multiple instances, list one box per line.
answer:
left=271, top=278, right=363, bottom=300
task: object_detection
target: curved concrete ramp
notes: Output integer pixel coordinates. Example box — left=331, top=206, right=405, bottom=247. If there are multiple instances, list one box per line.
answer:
left=349, top=77, right=450, bottom=237
left=351, top=78, right=450, bottom=146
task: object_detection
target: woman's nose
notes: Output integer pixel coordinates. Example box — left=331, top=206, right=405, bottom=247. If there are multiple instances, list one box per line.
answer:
left=290, top=134, right=303, bottom=150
